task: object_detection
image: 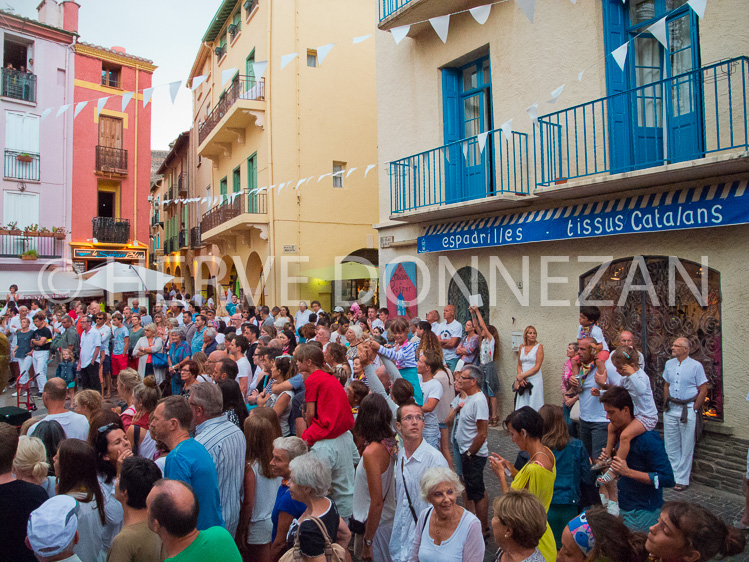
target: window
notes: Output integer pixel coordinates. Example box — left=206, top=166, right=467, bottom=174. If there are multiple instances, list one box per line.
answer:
left=5, top=111, right=40, bottom=180
left=220, top=177, right=228, bottom=196
left=332, top=162, right=345, bottom=188
left=101, top=63, right=121, bottom=88
left=3, top=190, right=38, bottom=229
left=247, top=153, right=258, bottom=212
left=307, top=50, right=317, bottom=68
left=232, top=166, right=241, bottom=193
left=229, top=11, right=241, bottom=40
left=2, top=38, right=35, bottom=102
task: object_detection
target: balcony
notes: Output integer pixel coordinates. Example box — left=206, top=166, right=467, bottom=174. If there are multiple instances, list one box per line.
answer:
left=214, top=45, right=226, bottom=60
left=198, top=75, right=265, bottom=154
left=178, top=173, right=187, bottom=195
left=378, top=0, right=487, bottom=30
left=1, top=68, right=37, bottom=103
left=92, top=217, right=130, bottom=244
left=201, top=192, right=268, bottom=241
left=95, top=146, right=128, bottom=175
left=151, top=212, right=161, bottom=228
left=190, top=226, right=202, bottom=248
left=228, top=22, right=240, bottom=41
left=179, top=229, right=187, bottom=249
left=389, top=57, right=749, bottom=220
left=0, top=233, right=63, bottom=259
left=244, top=0, right=257, bottom=15
left=4, top=150, right=40, bottom=181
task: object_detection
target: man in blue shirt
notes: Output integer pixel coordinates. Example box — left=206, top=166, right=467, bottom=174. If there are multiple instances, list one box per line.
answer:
left=149, top=395, right=224, bottom=531
left=191, top=314, right=207, bottom=356
left=601, top=386, right=675, bottom=532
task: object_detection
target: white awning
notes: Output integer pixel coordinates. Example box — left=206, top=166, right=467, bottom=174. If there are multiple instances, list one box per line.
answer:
left=0, top=269, right=103, bottom=300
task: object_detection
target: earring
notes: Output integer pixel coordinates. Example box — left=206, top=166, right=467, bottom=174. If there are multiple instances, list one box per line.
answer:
left=504, top=533, right=509, bottom=538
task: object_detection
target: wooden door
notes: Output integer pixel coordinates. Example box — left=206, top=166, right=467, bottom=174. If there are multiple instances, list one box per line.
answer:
left=99, top=116, right=123, bottom=148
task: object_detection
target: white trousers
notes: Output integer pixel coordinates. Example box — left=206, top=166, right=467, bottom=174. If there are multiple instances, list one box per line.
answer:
left=17, top=355, right=33, bottom=384
left=31, top=350, right=49, bottom=388
left=664, top=410, right=697, bottom=486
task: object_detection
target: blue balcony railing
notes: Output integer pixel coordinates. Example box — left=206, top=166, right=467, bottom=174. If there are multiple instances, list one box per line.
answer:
left=536, top=56, right=749, bottom=186
left=389, top=129, right=530, bottom=214
left=379, top=0, right=412, bottom=21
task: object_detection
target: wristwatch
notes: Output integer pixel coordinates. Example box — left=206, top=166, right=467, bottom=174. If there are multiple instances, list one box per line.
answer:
left=364, top=539, right=373, bottom=547
left=466, top=451, right=472, bottom=458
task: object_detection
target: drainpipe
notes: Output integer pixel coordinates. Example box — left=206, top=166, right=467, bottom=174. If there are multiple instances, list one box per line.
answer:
left=134, top=66, right=139, bottom=246
left=295, top=0, right=302, bottom=303
left=266, top=0, right=276, bottom=307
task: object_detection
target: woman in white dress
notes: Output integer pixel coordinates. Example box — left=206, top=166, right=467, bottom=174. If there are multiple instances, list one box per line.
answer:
left=515, top=326, right=544, bottom=411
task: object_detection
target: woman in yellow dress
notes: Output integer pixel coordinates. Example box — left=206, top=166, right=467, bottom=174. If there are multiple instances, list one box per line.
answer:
left=490, top=406, right=557, bottom=562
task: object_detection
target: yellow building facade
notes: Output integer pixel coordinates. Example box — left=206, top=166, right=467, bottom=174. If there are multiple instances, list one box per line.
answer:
left=180, top=0, right=379, bottom=309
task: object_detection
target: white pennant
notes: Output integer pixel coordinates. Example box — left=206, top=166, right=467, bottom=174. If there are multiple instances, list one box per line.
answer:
left=73, top=101, right=88, bottom=119
left=515, top=0, right=535, bottom=23
left=648, top=17, right=668, bottom=48
left=353, top=34, right=372, bottom=44
left=462, top=143, right=469, bottom=161
left=687, top=0, right=706, bottom=18
left=40, top=108, right=52, bottom=121
left=221, top=69, right=237, bottom=87
left=257, top=186, right=267, bottom=192
left=391, top=25, right=410, bottom=45
left=526, top=103, right=539, bottom=126
left=96, top=96, right=109, bottom=116
left=346, top=167, right=358, bottom=178
left=500, top=119, right=513, bottom=143
left=252, top=61, right=268, bottom=80
left=548, top=84, right=564, bottom=103
left=317, top=43, right=334, bottom=66
left=200, top=197, right=208, bottom=204
left=280, top=53, right=297, bottom=70
left=318, top=173, right=331, bottom=183
left=169, top=80, right=182, bottom=104
left=295, top=178, right=306, bottom=190
left=364, top=164, right=376, bottom=178
left=612, top=43, right=628, bottom=71
left=191, top=75, right=207, bottom=91
left=477, top=131, right=489, bottom=154
left=121, top=92, right=134, bottom=112
left=429, top=15, right=450, bottom=43
left=469, top=5, right=492, bottom=25
left=305, top=177, right=313, bottom=186
left=578, top=70, right=585, bottom=82
left=56, top=104, right=71, bottom=118
left=213, top=196, right=220, bottom=206
left=143, top=87, right=155, bottom=108
left=231, top=192, right=240, bottom=202
left=278, top=182, right=287, bottom=193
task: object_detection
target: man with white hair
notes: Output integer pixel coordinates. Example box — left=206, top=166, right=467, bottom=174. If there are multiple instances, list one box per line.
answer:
left=662, top=337, right=708, bottom=492
left=604, top=330, right=644, bottom=385
left=201, top=327, right=218, bottom=356
left=294, top=301, right=312, bottom=327
left=26, top=495, right=81, bottom=562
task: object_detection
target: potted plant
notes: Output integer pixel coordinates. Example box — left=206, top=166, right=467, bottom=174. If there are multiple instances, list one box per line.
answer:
left=20, top=249, right=38, bottom=260
left=25, top=223, right=40, bottom=237
left=16, top=152, right=33, bottom=163
left=7, top=221, right=21, bottom=235
left=52, top=226, right=67, bottom=239
left=0, top=224, right=9, bottom=236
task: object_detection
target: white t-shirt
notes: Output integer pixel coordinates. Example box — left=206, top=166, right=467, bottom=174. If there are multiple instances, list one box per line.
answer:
left=97, top=325, right=112, bottom=357
left=421, top=378, right=444, bottom=437
left=578, top=324, right=609, bottom=351
left=621, top=369, right=658, bottom=420
left=579, top=365, right=608, bottom=423
left=80, top=327, right=102, bottom=368
left=29, top=411, right=90, bottom=441
left=294, top=309, right=313, bottom=326
left=433, top=370, right=455, bottom=424
left=236, top=356, right=251, bottom=382
left=437, top=320, right=463, bottom=362
left=454, top=392, right=489, bottom=456
left=479, top=338, right=495, bottom=365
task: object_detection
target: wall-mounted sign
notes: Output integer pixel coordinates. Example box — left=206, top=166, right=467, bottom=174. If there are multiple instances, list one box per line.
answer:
left=283, top=245, right=297, bottom=253
left=380, top=236, right=394, bottom=248
left=73, top=248, right=147, bottom=260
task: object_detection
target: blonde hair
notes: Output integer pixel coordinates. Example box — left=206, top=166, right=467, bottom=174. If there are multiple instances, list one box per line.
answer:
left=523, top=325, right=538, bottom=346
left=493, top=489, right=547, bottom=549
left=13, top=436, right=49, bottom=482
left=75, top=389, right=103, bottom=415
left=117, top=369, right=141, bottom=396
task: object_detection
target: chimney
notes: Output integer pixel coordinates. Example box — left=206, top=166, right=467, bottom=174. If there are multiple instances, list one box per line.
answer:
left=61, top=0, right=80, bottom=34
left=37, top=0, right=63, bottom=29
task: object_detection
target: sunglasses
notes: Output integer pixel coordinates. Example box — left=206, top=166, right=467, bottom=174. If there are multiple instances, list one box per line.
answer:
left=97, top=422, right=118, bottom=433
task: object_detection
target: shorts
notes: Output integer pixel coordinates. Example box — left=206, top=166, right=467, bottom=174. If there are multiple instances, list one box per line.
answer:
left=481, top=361, right=499, bottom=397
left=101, top=355, right=112, bottom=375
left=460, top=453, right=487, bottom=502
left=111, top=354, right=127, bottom=376
left=635, top=413, right=658, bottom=432
left=247, top=517, right=273, bottom=545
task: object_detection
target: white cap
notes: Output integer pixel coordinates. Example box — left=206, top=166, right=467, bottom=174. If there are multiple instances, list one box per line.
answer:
left=27, top=495, right=79, bottom=557
left=333, top=306, right=344, bottom=313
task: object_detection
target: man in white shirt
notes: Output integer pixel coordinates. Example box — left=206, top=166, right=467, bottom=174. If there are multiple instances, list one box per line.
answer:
left=229, top=336, right=251, bottom=395
left=193, top=292, right=205, bottom=307
left=662, top=337, right=708, bottom=491
left=604, top=330, right=644, bottom=386
left=437, top=305, right=462, bottom=372
left=28, top=378, right=90, bottom=440
left=426, top=310, right=440, bottom=331
left=390, top=403, right=447, bottom=562
left=314, top=325, right=331, bottom=352
left=294, top=301, right=313, bottom=327
left=330, top=318, right=349, bottom=345
left=77, top=315, right=102, bottom=393
left=310, top=300, right=325, bottom=322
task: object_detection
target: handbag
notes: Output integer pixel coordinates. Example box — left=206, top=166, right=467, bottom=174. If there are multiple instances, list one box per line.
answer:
left=151, top=338, right=169, bottom=368
left=279, top=516, right=346, bottom=562
left=569, top=400, right=581, bottom=422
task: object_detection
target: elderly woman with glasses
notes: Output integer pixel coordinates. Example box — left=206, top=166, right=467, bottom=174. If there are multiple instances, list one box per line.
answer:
left=179, top=360, right=201, bottom=400
left=132, top=322, right=165, bottom=383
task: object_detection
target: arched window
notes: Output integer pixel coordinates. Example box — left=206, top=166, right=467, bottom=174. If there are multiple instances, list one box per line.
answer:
left=448, top=266, right=490, bottom=327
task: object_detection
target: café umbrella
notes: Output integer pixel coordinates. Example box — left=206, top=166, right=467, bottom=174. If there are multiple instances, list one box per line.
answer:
left=80, top=262, right=173, bottom=293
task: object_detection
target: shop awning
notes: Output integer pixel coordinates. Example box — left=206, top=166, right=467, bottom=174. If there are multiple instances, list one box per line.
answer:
left=418, top=179, right=748, bottom=253
left=0, top=269, right=103, bottom=300
left=300, top=262, right=378, bottom=281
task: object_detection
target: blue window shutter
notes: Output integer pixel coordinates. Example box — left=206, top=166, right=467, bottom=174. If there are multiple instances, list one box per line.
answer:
left=442, top=68, right=461, bottom=202
left=602, top=0, right=632, bottom=172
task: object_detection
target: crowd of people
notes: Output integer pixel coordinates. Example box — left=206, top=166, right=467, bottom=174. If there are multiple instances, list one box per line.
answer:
left=0, top=285, right=745, bottom=561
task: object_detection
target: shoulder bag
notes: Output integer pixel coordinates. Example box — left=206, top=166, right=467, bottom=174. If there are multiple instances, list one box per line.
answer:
left=279, top=515, right=346, bottom=562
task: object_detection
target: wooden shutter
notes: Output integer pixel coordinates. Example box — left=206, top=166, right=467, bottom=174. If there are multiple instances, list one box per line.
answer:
left=99, top=116, right=123, bottom=149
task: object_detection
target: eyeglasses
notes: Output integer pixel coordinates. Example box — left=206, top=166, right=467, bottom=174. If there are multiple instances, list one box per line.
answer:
left=97, top=422, right=117, bottom=433
left=401, top=414, right=424, bottom=423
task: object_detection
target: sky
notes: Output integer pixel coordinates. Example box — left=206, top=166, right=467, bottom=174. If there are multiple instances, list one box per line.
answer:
left=10, top=0, right=222, bottom=149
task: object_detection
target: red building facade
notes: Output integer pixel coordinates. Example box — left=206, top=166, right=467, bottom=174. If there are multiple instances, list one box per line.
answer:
left=70, top=42, right=156, bottom=272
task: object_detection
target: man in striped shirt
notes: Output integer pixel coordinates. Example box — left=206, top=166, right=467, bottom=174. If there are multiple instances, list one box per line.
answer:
left=190, top=382, right=247, bottom=537
left=370, top=318, right=423, bottom=405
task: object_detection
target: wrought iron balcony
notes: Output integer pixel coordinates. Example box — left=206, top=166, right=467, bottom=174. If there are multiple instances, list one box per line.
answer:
left=228, top=22, right=240, bottom=40
left=178, top=173, right=187, bottom=195
left=0, top=233, right=63, bottom=259
left=214, top=45, right=226, bottom=59
left=198, top=75, right=265, bottom=145
left=95, top=146, right=128, bottom=174
left=4, top=150, right=40, bottom=181
left=179, top=229, right=187, bottom=249
left=190, top=226, right=202, bottom=248
left=201, top=192, right=267, bottom=233
left=379, top=0, right=412, bottom=21
left=151, top=212, right=161, bottom=228
left=1, top=68, right=37, bottom=102
left=92, top=217, right=130, bottom=244
left=244, top=0, right=257, bottom=14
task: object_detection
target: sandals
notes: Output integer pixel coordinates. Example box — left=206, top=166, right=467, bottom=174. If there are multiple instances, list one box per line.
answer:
left=591, top=458, right=612, bottom=472
left=597, top=469, right=617, bottom=486
left=488, top=416, right=499, bottom=427
left=674, top=484, right=689, bottom=492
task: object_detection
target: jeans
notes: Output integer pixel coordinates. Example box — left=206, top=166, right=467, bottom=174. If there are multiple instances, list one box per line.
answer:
left=579, top=420, right=609, bottom=460
left=79, top=362, right=102, bottom=393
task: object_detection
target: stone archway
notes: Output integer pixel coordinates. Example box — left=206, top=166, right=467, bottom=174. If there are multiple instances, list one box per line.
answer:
left=447, top=266, right=490, bottom=327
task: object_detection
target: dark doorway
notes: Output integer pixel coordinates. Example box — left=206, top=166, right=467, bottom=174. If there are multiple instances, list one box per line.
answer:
left=98, top=191, right=115, bottom=218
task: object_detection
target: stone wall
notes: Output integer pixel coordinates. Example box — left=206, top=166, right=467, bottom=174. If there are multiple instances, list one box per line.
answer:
left=692, top=433, right=749, bottom=492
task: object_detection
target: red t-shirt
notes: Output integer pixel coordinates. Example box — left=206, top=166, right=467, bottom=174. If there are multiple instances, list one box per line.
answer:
left=301, top=369, right=354, bottom=446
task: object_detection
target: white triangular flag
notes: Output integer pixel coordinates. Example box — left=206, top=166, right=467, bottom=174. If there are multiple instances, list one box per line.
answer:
left=578, top=70, right=584, bottom=82
left=305, top=177, right=313, bottom=185
left=318, top=173, right=331, bottom=183
left=257, top=187, right=267, bottom=192
left=526, top=103, right=539, bottom=126
left=570, top=0, right=577, bottom=3
left=462, top=143, right=469, bottom=161
left=277, top=182, right=286, bottom=193
left=429, top=15, right=450, bottom=43
left=213, top=196, right=220, bottom=206
left=73, top=101, right=88, bottom=119
left=346, top=167, right=358, bottom=178
left=200, top=197, right=208, bottom=204
left=295, top=178, right=306, bottom=190
left=515, top=0, right=535, bottom=23
left=477, top=131, right=489, bottom=154
left=143, top=87, right=155, bottom=107
left=191, top=75, right=207, bottom=91
left=353, top=34, right=372, bottom=44
left=317, top=43, right=334, bottom=65
left=56, top=104, right=71, bottom=118
left=252, top=61, right=268, bottom=80
left=231, top=192, right=239, bottom=202
left=391, top=25, right=410, bottom=45
left=687, top=0, right=706, bottom=18
left=365, top=164, right=376, bottom=178
left=647, top=17, right=668, bottom=48
left=121, top=92, right=134, bottom=112
left=548, top=84, right=564, bottom=103
left=221, top=69, right=237, bottom=87
left=469, top=5, right=491, bottom=25
left=169, top=80, right=182, bottom=103
left=96, top=96, right=109, bottom=116
left=40, top=108, right=52, bottom=121
left=280, top=53, right=297, bottom=70
left=500, top=119, right=513, bottom=143
left=612, top=42, right=628, bottom=71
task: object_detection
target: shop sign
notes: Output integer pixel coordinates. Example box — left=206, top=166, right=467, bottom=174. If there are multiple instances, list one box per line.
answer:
left=418, top=180, right=748, bottom=253
left=73, top=248, right=147, bottom=260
